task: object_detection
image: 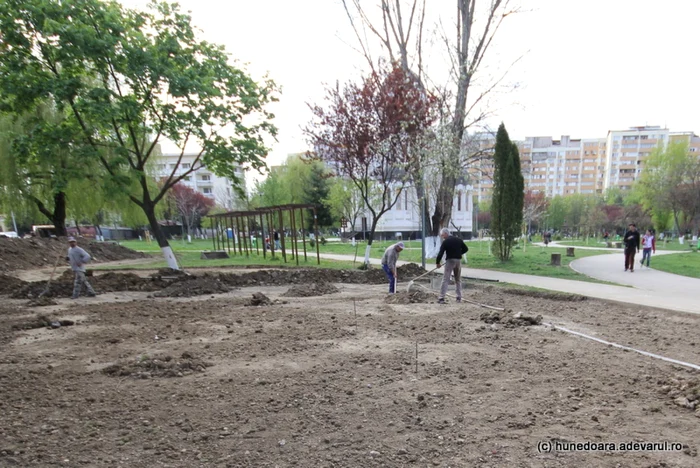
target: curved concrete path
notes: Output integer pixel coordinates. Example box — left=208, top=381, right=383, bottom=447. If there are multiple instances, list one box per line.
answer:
left=320, top=250, right=700, bottom=316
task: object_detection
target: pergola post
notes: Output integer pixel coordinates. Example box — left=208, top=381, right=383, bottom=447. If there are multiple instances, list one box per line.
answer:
left=278, top=209, right=287, bottom=263
left=259, top=212, right=266, bottom=258
left=313, top=207, right=320, bottom=265
left=299, top=208, right=308, bottom=261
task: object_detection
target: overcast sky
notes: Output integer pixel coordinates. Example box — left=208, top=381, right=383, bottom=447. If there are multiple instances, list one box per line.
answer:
left=121, top=0, right=699, bottom=171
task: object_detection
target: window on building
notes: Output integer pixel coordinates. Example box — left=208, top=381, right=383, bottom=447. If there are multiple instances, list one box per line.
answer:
left=169, top=164, right=177, bottom=169
left=182, top=163, right=190, bottom=169
left=184, top=176, right=191, bottom=182
left=200, top=175, right=211, bottom=181
left=457, top=191, right=462, bottom=211
left=202, top=187, right=212, bottom=194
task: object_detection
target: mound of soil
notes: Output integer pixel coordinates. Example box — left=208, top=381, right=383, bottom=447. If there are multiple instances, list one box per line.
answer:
left=153, top=275, right=231, bottom=298
left=396, top=263, right=428, bottom=278
left=11, top=272, right=168, bottom=299
left=218, top=268, right=386, bottom=288
left=0, top=274, right=28, bottom=295
left=246, top=292, right=273, bottom=306
left=501, top=288, right=587, bottom=302
left=102, top=352, right=211, bottom=379
left=25, top=296, right=58, bottom=307
left=12, top=315, right=74, bottom=330
left=0, top=237, right=147, bottom=272
left=480, top=310, right=542, bottom=327
left=659, top=376, right=700, bottom=412
left=281, top=282, right=339, bottom=297
left=150, top=268, right=188, bottom=278
left=384, top=290, right=436, bottom=304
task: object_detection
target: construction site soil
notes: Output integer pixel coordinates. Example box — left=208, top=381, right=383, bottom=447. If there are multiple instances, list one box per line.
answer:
left=0, top=237, right=147, bottom=272
left=0, top=257, right=698, bottom=467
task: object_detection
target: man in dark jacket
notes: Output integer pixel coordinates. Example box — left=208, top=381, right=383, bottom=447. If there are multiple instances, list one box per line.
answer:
left=436, top=228, right=468, bottom=304
left=623, top=223, right=641, bottom=272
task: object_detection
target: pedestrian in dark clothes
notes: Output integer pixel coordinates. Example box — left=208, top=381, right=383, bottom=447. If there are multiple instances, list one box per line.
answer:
left=623, top=223, right=641, bottom=272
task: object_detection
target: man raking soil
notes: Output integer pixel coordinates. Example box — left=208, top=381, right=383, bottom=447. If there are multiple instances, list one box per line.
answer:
left=380, top=242, right=404, bottom=294
left=67, top=237, right=97, bottom=299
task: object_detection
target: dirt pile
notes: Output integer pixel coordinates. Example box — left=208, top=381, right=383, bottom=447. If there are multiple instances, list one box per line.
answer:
left=102, top=352, right=212, bottom=379
left=480, top=310, right=542, bottom=327
left=396, top=263, right=428, bottom=278
left=153, top=275, right=232, bottom=298
left=0, top=274, right=28, bottom=295
left=11, top=272, right=168, bottom=299
left=25, top=296, right=59, bottom=307
left=660, top=376, right=700, bottom=413
left=218, top=268, right=386, bottom=287
left=12, top=314, right=74, bottom=330
left=281, top=281, right=339, bottom=297
left=501, top=288, right=587, bottom=302
left=0, top=237, right=147, bottom=272
left=246, top=292, right=273, bottom=306
left=384, top=289, right=436, bottom=304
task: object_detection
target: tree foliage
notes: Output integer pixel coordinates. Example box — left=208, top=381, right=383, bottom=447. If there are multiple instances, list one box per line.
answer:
left=305, top=64, right=436, bottom=261
left=0, top=0, right=277, bottom=268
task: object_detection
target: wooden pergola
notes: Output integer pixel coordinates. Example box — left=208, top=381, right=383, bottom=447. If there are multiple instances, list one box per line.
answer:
left=207, top=204, right=321, bottom=265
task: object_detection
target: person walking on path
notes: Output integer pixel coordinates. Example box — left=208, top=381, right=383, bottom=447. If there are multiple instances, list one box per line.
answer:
left=273, top=230, right=281, bottom=250
left=381, top=242, right=404, bottom=294
left=436, top=228, right=468, bottom=304
left=67, top=237, right=96, bottom=299
left=640, top=229, right=656, bottom=268
left=623, top=223, right=641, bottom=272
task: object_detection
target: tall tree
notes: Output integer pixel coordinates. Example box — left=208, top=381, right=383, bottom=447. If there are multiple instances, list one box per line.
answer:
left=342, top=0, right=519, bottom=237
left=522, top=190, right=547, bottom=234
left=306, top=64, right=435, bottom=264
left=0, top=0, right=277, bottom=269
left=0, top=104, right=100, bottom=235
left=325, top=177, right=365, bottom=233
left=490, top=123, right=522, bottom=261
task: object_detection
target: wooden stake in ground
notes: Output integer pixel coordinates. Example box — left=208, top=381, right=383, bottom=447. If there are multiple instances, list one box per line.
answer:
left=353, top=299, right=357, bottom=334
left=415, top=341, right=418, bottom=374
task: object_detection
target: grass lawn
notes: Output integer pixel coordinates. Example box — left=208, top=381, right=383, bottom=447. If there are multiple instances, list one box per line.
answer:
left=647, top=252, right=700, bottom=279
left=97, top=240, right=357, bottom=271
left=111, top=238, right=615, bottom=283
left=555, top=238, right=694, bottom=251
left=318, top=239, right=614, bottom=283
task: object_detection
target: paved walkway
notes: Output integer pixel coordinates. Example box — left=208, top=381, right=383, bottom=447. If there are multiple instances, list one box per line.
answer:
left=320, top=251, right=700, bottom=316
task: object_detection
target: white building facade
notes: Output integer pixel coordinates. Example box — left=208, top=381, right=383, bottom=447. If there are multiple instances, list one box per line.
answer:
left=351, top=182, right=475, bottom=239
left=154, top=153, right=246, bottom=210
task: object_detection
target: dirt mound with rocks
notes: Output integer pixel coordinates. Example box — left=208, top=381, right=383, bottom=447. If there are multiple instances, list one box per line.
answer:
left=102, top=352, right=212, bottom=379
left=396, top=263, right=428, bottom=278
left=0, top=237, right=147, bottom=272
left=218, top=267, right=386, bottom=287
left=480, top=310, right=543, bottom=327
left=246, top=292, right=273, bottom=306
left=384, top=289, right=436, bottom=304
left=12, top=314, right=75, bottom=330
left=501, top=288, right=587, bottom=302
left=25, top=296, right=59, bottom=307
left=153, top=275, right=232, bottom=298
left=11, top=272, right=169, bottom=299
left=659, top=376, right=700, bottom=413
left=281, top=282, right=339, bottom=297
left=0, top=274, right=28, bottom=295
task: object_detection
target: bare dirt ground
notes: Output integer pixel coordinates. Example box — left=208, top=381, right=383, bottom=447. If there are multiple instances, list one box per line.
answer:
left=0, top=266, right=699, bottom=467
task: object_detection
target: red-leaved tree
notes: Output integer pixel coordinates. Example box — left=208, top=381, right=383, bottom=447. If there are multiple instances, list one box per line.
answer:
left=167, top=183, right=215, bottom=239
left=306, top=64, right=436, bottom=264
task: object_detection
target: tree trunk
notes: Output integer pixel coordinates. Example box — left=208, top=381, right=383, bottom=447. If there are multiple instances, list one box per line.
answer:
left=143, top=201, right=179, bottom=270
left=363, top=216, right=381, bottom=266
left=52, top=192, right=67, bottom=236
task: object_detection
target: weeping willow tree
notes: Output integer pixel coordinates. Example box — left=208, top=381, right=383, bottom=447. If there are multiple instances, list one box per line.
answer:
left=0, top=103, right=100, bottom=236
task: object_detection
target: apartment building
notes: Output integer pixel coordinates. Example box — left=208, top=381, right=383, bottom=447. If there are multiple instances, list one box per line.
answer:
left=154, top=152, right=246, bottom=210
left=470, top=125, right=700, bottom=201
